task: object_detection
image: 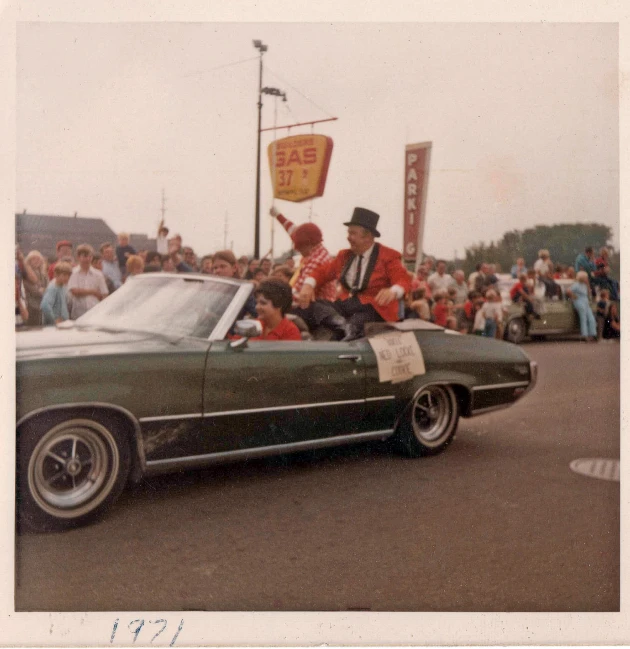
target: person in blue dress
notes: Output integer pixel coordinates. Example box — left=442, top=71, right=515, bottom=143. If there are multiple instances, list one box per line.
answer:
left=566, top=270, right=597, bottom=341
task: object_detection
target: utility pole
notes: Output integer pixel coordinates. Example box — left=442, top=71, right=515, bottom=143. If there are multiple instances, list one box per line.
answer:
left=252, top=40, right=267, bottom=258
left=160, top=188, right=166, bottom=224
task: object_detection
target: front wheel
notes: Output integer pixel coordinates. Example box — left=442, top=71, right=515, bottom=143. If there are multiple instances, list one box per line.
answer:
left=395, top=384, right=459, bottom=457
left=18, top=417, right=130, bottom=532
left=504, top=317, right=527, bottom=344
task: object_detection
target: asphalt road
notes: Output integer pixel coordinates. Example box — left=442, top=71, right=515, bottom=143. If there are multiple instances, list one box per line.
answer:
left=15, top=340, right=620, bottom=612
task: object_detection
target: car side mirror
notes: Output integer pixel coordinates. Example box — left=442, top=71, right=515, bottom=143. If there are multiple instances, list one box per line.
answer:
left=229, top=319, right=262, bottom=350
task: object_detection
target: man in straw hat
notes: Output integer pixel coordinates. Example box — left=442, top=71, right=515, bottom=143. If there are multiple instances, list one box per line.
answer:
left=298, top=207, right=411, bottom=340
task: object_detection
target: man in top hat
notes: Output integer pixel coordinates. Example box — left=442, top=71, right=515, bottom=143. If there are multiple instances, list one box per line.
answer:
left=298, top=207, right=412, bottom=339
left=270, top=206, right=351, bottom=340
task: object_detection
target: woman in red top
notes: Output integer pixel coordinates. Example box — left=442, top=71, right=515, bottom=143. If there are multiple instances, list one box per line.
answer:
left=252, top=278, right=301, bottom=341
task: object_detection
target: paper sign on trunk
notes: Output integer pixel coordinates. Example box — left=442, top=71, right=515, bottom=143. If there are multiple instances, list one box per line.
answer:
left=368, top=331, right=426, bottom=383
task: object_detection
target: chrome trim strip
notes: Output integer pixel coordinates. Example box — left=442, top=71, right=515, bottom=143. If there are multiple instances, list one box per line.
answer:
left=16, top=402, right=147, bottom=472
left=139, top=413, right=203, bottom=423
left=365, top=396, right=396, bottom=402
left=471, top=381, right=530, bottom=391
left=139, top=398, right=371, bottom=423
left=144, top=429, right=395, bottom=475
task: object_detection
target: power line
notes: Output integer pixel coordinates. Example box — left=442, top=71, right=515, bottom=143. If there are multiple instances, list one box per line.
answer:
left=265, top=66, right=336, bottom=118
left=180, top=55, right=259, bottom=78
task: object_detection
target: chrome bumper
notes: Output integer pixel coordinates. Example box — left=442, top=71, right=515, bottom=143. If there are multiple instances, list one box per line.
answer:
left=522, top=360, right=538, bottom=396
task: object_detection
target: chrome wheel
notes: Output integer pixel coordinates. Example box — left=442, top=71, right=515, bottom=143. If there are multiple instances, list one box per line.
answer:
left=27, top=419, right=120, bottom=520
left=505, top=317, right=527, bottom=344
left=396, top=384, right=459, bottom=456
left=411, top=385, right=456, bottom=446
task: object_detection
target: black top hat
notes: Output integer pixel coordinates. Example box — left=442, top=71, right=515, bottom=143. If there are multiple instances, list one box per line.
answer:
left=344, top=207, right=381, bottom=237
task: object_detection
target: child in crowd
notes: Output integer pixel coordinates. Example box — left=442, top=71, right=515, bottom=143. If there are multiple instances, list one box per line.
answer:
left=458, top=291, right=481, bottom=334
left=477, top=289, right=505, bottom=338
left=445, top=287, right=459, bottom=330
left=409, top=288, right=431, bottom=321
left=40, top=262, right=72, bottom=325
left=431, top=290, right=450, bottom=327
left=271, top=265, right=294, bottom=284
left=115, top=232, right=136, bottom=276
left=125, top=255, right=145, bottom=278
left=596, top=289, right=620, bottom=340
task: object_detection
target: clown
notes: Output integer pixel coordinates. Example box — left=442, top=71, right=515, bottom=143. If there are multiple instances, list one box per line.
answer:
left=270, top=206, right=351, bottom=340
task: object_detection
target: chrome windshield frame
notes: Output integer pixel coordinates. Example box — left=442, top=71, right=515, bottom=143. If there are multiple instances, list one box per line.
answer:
left=75, top=272, right=253, bottom=342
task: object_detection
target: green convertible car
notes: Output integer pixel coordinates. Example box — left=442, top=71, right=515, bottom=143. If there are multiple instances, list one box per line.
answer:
left=16, top=273, right=537, bottom=531
left=500, top=276, right=606, bottom=344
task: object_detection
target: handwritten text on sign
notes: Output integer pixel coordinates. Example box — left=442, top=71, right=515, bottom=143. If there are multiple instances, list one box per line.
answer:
left=368, top=331, right=426, bottom=383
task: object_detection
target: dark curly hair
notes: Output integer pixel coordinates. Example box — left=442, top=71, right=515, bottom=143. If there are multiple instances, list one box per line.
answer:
left=254, top=278, right=293, bottom=316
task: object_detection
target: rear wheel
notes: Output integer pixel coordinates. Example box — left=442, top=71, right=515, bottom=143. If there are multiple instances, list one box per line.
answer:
left=505, top=317, right=527, bottom=344
left=17, top=416, right=130, bottom=532
left=395, top=384, right=459, bottom=457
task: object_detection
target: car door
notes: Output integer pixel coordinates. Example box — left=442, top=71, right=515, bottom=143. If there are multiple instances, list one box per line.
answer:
left=532, top=288, right=578, bottom=334
left=197, top=339, right=368, bottom=455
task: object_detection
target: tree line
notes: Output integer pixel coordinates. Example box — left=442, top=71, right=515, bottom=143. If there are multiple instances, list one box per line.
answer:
left=452, top=223, right=618, bottom=277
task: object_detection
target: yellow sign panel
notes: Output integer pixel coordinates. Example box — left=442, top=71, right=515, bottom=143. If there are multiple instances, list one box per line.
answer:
left=267, top=134, right=333, bottom=202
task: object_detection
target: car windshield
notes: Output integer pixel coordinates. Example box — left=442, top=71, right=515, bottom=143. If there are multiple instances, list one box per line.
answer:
left=76, top=275, right=242, bottom=339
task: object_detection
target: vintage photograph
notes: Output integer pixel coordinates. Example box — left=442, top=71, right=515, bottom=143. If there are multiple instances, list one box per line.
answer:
left=10, top=11, right=621, bottom=645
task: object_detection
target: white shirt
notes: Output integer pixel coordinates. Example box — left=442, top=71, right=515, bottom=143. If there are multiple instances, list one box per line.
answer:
left=428, top=271, right=455, bottom=294
left=347, top=244, right=374, bottom=289
left=67, top=266, right=109, bottom=319
left=481, top=301, right=505, bottom=323
left=533, top=258, right=552, bottom=275
left=157, top=234, right=169, bottom=255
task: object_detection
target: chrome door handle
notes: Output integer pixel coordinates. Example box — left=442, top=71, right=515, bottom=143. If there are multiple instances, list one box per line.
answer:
left=338, top=354, right=362, bottom=362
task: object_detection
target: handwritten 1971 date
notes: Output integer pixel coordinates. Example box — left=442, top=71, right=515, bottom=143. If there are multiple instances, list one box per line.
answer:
left=110, top=618, right=184, bottom=645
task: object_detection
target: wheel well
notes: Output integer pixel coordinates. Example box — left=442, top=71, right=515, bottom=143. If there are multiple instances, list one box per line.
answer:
left=451, top=384, right=471, bottom=417
left=17, top=406, right=144, bottom=483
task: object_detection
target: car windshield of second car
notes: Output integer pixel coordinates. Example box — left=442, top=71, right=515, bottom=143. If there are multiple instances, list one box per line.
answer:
left=76, top=276, right=240, bottom=338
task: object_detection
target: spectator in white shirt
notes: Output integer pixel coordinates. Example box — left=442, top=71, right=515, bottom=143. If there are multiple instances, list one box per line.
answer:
left=452, top=269, right=469, bottom=305
left=427, top=259, right=455, bottom=294
left=67, top=244, right=109, bottom=319
left=157, top=221, right=169, bottom=255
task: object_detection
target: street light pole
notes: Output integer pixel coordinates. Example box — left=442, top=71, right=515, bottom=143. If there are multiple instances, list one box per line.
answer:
left=253, top=40, right=267, bottom=259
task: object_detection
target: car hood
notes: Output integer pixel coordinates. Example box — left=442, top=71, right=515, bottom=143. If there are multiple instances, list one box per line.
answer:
left=16, top=326, right=206, bottom=361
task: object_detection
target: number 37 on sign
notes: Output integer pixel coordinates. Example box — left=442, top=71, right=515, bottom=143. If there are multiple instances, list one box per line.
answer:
left=267, top=134, right=333, bottom=202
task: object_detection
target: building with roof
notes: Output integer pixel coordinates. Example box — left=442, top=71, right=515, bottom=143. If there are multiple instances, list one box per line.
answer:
left=16, top=212, right=156, bottom=260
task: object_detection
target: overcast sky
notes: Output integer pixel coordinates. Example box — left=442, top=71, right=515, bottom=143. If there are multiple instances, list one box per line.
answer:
left=16, top=21, right=618, bottom=260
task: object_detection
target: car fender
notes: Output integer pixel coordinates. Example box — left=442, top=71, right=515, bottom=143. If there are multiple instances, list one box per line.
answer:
left=16, top=402, right=146, bottom=482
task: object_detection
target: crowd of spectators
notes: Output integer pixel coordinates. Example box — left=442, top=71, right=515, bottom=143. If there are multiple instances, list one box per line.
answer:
left=402, top=246, right=619, bottom=341
left=14, top=228, right=620, bottom=343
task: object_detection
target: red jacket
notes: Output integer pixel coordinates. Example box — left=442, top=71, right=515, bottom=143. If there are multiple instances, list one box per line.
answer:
left=309, top=243, right=412, bottom=322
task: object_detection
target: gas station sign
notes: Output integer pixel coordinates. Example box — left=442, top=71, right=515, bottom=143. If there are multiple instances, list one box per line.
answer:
left=268, top=134, right=333, bottom=202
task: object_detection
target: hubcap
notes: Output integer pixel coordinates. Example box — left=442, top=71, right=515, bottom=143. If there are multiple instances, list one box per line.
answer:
left=27, top=420, right=120, bottom=519
left=412, top=386, right=452, bottom=443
